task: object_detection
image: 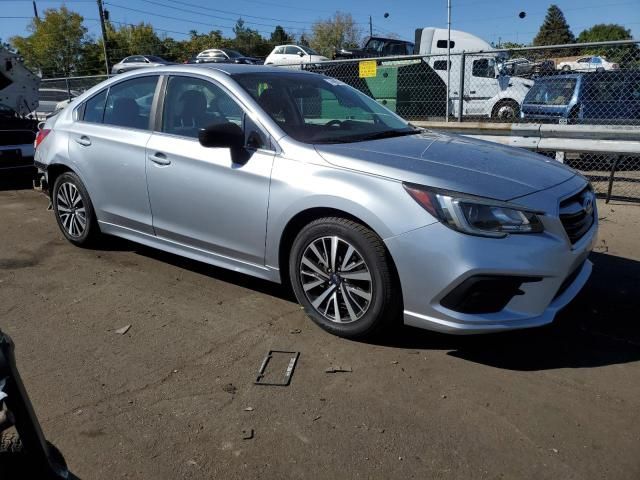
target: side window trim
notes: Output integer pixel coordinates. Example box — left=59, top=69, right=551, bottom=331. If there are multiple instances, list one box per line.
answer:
left=76, top=86, right=109, bottom=124
left=77, top=74, right=161, bottom=130
left=153, top=73, right=277, bottom=152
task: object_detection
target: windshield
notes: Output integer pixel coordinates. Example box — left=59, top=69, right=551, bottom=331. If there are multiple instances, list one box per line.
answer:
left=233, top=72, right=418, bottom=144
left=299, top=45, right=320, bottom=56
left=223, top=49, right=244, bottom=58
left=365, top=39, right=385, bottom=53
left=525, top=79, right=577, bottom=105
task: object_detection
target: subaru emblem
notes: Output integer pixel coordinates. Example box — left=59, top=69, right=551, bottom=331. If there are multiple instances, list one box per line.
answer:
left=582, top=192, right=594, bottom=215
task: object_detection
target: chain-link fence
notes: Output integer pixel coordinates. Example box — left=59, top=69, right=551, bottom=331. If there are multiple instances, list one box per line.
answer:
left=37, top=75, right=111, bottom=119
left=300, top=40, right=640, bottom=125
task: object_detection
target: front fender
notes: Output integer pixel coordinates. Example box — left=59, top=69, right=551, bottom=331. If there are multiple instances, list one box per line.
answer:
left=264, top=156, right=436, bottom=270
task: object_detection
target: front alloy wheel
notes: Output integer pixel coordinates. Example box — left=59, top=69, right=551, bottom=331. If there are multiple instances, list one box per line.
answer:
left=289, top=217, right=400, bottom=338
left=300, top=236, right=373, bottom=323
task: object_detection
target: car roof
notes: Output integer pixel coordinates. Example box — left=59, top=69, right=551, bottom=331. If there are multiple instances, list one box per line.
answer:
left=151, top=63, right=315, bottom=76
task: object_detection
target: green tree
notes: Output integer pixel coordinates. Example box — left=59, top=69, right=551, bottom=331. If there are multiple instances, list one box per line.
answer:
left=577, top=24, right=638, bottom=65
left=104, top=21, right=164, bottom=63
left=182, top=29, right=228, bottom=58
left=232, top=18, right=269, bottom=56
left=533, top=5, right=575, bottom=47
left=270, top=25, right=292, bottom=44
left=10, top=7, right=92, bottom=77
left=310, top=12, right=361, bottom=58
left=500, top=41, right=526, bottom=49
left=577, top=23, right=632, bottom=43
left=298, top=33, right=310, bottom=47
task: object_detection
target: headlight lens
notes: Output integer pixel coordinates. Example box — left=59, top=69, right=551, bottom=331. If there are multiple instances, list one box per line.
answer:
left=404, top=184, right=544, bottom=238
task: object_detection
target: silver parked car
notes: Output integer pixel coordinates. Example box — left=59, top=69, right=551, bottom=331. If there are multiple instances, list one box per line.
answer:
left=111, top=55, right=173, bottom=74
left=34, top=65, right=597, bottom=338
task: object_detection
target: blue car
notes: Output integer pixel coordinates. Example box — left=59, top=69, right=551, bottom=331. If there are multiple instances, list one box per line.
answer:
left=521, top=71, right=640, bottom=124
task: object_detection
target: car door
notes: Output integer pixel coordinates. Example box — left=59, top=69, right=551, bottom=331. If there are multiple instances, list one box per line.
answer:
left=285, top=46, right=304, bottom=65
left=145, top=74, right=275, bottom=265
left=464, top=57, right=500, bottom=116
left=590, top=56, right=603, bottom=71
left=576, top=57, right=591, bottom=72
left=66, top=74, right=160, bottom=234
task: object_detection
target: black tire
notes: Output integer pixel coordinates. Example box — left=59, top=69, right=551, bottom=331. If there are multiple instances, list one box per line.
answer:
left=289, top=217, right=401, bottom=339
left=492, top=100, right=520, bottom=121
left=562, top=65, right=571, bottom=72
left=52, top=171, right=100, bottom=246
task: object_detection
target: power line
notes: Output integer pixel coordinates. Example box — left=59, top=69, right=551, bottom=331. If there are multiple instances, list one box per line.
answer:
left=105, top=2, right=312, bottom=34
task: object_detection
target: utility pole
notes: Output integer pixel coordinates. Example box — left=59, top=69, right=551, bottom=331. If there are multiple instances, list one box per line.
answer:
left=445, top=0, right=451, bottom=121
left=97, top=0, right=110, bottom=75
left=369, top=15, right=373, bottom=37
left=32, top=1, right=39, bottom=19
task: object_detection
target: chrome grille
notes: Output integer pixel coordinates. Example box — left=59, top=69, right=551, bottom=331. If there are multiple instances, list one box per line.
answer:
left=559, top=186, right=595, bottom=244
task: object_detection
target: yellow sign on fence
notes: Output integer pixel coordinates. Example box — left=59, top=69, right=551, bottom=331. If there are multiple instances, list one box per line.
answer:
left=359, top=60, right=377, bottom=78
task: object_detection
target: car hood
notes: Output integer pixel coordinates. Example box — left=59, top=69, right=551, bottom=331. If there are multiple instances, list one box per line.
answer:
left=314, top=130, right=576, bottom=201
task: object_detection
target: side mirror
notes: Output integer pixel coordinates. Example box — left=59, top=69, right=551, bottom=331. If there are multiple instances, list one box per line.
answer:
left=298, top=51, right=305, bottom=57
left=198, top=122, right=244, bottom=150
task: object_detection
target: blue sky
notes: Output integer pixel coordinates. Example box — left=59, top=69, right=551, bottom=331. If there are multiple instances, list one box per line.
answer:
left=1, top=0, right=639, bottom=46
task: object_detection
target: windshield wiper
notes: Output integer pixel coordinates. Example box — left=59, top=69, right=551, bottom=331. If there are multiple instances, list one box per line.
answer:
left=357, top=129, right=421, bottom=141
left=320, top=129, right=421, bottom=144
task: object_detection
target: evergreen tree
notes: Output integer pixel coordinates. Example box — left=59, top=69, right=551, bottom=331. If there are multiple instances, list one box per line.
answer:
left=270, top=26, right=292, bottom=44
left=533, top=5, right=575, bottom=46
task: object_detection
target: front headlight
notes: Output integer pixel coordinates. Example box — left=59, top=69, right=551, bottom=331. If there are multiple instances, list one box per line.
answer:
left=403, top=183, right=544, bottom=238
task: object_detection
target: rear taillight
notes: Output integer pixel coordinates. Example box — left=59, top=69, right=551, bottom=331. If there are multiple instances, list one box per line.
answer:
left=34, top=128, right=51, bottom=149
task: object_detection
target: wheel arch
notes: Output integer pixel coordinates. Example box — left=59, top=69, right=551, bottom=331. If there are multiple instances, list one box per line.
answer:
left=46, top=163, right=75, bottom=199
left=276, top=207, right=401, bottom=299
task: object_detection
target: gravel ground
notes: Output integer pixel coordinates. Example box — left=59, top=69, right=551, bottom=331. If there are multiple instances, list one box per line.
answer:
left=1, top=175, right=639, bottom=479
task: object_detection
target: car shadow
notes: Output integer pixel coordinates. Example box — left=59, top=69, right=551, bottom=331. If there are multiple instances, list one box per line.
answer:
left=0, top=171, right=35, bottom=192
left=374, top=252, right=640, bottom=371
left=92, top=235, right=640, bottom=371
left=93, top=235, right=296, bottom=301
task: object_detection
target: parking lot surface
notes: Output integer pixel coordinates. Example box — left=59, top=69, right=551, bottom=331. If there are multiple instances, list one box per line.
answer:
left=1, top=178, right=639, bottom=479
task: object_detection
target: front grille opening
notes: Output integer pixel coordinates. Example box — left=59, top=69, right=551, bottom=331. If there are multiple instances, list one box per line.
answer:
left=440, top=275, right=542, bottom=314
left=559, top=186, right=595, bottom=244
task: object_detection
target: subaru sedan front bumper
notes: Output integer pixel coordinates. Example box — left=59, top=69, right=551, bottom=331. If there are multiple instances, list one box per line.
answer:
left=385, top=198, right=597, bottom=334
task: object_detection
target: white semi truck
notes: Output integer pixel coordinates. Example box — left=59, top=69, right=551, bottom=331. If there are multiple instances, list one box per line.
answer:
left=414, top=27, right=533, bottom=119
left=0, top=46, right=40, bottom=172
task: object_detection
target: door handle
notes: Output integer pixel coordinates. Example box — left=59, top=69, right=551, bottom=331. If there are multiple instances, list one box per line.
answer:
left=148, top=152, right=171, bottom=166
left=469, top=90, right=476, bottom=94
left=75, top=136, right=91, bottom=147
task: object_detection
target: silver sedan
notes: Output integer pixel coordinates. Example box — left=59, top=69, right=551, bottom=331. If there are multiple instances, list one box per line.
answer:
left=34, top=65, right=597, bottom=338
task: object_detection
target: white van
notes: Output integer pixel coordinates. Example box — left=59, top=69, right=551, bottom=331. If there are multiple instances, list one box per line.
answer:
left=414, top=27, right=533, bottom=119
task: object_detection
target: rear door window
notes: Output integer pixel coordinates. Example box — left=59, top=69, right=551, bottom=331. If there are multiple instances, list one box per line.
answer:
left=103, top=76, right=159, bottom=130
left=82, top=89, right=108, bottom=123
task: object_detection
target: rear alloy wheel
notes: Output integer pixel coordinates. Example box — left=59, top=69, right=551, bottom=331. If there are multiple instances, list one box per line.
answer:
left=53, top=172, right=100, bottom=246
left=289, top=217, right=400, bottom=338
